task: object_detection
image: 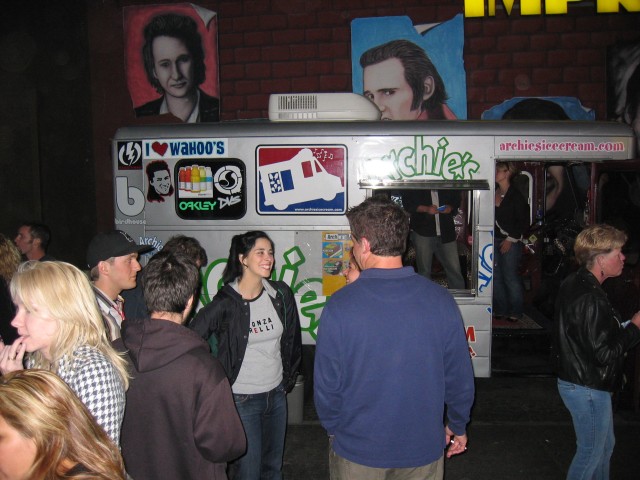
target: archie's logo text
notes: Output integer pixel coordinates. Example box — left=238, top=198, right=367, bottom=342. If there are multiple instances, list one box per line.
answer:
left=362, top=136, right=480, bottom=184
left=464, top=0, right=638, bottom=17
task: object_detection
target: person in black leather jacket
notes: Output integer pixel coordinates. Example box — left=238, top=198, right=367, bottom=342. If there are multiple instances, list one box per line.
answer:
left=494, top=161, right=529, bottom=322
left=190, top=231, right=301, bottom=480
left=555, top=224, right=640, bottom=480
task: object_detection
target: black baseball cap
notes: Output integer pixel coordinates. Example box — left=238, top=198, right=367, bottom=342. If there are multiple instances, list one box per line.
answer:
left=86, top=230, right=153, bottom=269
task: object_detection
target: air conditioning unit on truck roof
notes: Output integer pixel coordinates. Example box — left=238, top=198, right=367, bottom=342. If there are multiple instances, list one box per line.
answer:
left=268, top=92, right=381, bottom=121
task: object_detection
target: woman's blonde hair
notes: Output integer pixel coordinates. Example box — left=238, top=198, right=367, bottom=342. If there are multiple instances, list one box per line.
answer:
left=0, top=369, right=126, bottom=479
left=0, top=233, right=21, bottom=283
left=9, top=261, right=129, bottom=389
left=573, top=224, right=627, bottom=268
left=496, top=161, right=519, bottom=179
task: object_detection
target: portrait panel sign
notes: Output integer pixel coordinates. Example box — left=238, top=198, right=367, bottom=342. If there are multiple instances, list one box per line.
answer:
left=351, top=15, right=467, bottom=120
left=124, top=3, right=219, bottom=123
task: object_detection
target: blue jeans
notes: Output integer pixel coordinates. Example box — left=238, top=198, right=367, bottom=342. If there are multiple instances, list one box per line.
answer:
left=493, top=239, right=523, bottom=317
left=229, top=384, right=287, bottom=480
left=411, top=232, right=465, bottom=289
left=557, top=379, right=615, bottom=480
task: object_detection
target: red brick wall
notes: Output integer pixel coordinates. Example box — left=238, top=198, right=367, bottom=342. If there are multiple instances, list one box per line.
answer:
left=207, top=1, right=639, bottom=120
left=465, top=10, right=639, bottom=119
left=88, top=0, right=640, bottom=228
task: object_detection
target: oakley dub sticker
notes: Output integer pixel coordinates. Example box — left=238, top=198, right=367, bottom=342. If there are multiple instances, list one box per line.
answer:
left=175, top=159, right=246, bottom=220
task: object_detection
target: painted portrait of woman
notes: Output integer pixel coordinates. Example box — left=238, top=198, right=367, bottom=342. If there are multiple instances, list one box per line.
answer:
left=124, top=4, right=219, bottom=123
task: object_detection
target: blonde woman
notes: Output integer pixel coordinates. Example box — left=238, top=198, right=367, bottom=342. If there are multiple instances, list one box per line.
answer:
left=0, top=261, right=129, bottom=444
left=0, top=234, right=22, bottom=344
left=0, top=369, right=127, bottom=479
left=0, top=233, right=21, bottom=283
left=556, top=224, right=640, bottom=479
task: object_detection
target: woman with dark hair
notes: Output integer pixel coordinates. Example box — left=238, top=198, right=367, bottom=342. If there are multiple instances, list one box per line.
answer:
left=555, top=224, right=640, bottom=479
left=0, top=369, right=127, bottom=479
left=135, top=13, right=219, bottom=123
left=493, top=161, right=529, bottom=322
left=341, top=251, right=361, bottom=285
left=190, top=231, right=302, bottom=480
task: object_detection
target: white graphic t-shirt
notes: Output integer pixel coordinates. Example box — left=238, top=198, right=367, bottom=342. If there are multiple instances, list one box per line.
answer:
left=232, top=289, right=284, bottom=394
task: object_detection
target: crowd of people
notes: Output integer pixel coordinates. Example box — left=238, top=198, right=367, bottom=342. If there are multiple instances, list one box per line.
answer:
left=0, top=227, right=248, bottom=479
left=0, top=223, right=305, bottom=479
left=1, top=203, right=639, bottom=480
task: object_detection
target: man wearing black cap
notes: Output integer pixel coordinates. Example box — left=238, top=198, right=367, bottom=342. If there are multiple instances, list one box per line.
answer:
left=86, top=230, right=153, bottom=340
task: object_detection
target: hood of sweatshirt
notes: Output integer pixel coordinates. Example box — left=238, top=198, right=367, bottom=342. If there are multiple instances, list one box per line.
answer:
left=121, top=317, right=208, bottom=373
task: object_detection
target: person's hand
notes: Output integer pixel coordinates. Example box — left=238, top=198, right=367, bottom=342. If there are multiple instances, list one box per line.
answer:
left=0, top=337, right=26, bottom=375
left=500, top=240, right=513, bottom=254
left=418, top=204, right=439, bottom=215
left=445, top=425, right=468, bottom=458
left=630, top=311, right=640, bottom=329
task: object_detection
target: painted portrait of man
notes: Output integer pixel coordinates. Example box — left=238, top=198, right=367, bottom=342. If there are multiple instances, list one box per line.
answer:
left=352, top=15, right=467, bottom=120
left=360, top=39, right=456, bottom=120
left=124, top=4, right=219, bottom=123
left=146, top=160, right=174, bottom=202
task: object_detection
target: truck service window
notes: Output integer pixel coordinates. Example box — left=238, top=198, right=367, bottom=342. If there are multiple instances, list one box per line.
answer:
left=374, top=188, right=475, bottom=292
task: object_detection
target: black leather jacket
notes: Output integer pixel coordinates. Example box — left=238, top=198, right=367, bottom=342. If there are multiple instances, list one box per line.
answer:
left=554, top=268, right=640, bottom=392
left=190, top=279, right=302, bottom=392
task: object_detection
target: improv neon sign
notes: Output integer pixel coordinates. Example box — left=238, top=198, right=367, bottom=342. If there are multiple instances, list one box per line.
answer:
left=464, top=0, right=639, bottom=17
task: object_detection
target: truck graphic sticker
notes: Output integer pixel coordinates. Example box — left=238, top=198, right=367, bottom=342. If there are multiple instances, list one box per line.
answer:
left=174, top=158, right=246, bottom=220
left=257, top=146, right=347, bottom=214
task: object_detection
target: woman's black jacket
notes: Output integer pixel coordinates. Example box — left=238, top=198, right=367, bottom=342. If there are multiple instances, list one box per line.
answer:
left=190, top=279, right=302, bottom=392
left=554, top=268, right=640, bottom=392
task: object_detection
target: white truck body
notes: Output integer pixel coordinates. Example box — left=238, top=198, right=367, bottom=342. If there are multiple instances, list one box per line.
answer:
left=113, top=120, right=636, bottom=377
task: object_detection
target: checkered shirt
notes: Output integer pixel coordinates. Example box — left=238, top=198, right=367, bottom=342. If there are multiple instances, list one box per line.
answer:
left=56, top=345, right=126, bottom=444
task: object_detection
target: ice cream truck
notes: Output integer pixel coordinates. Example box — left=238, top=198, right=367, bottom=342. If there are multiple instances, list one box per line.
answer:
left=113, top=119, right=637, bottom=377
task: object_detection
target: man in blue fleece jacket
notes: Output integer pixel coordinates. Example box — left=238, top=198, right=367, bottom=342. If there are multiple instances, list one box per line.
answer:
left=314, top=196, right=474, bottom=479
